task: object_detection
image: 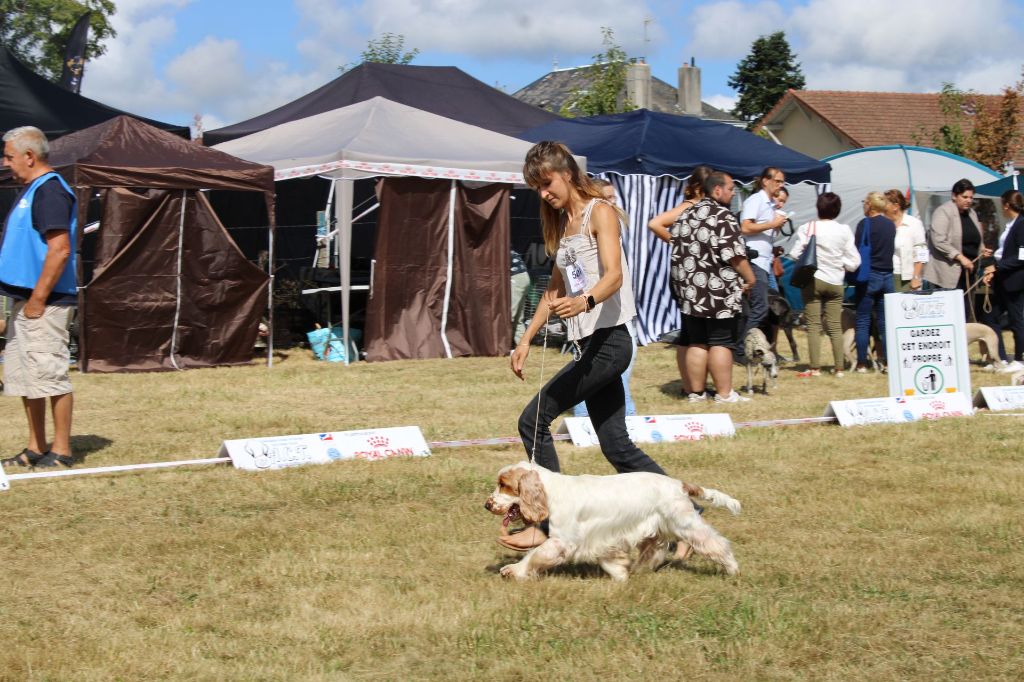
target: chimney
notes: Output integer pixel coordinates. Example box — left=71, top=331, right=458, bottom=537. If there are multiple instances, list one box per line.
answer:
left=678, top=57, right=702, bottom=116
left=625, top=61, right=651, bottom=110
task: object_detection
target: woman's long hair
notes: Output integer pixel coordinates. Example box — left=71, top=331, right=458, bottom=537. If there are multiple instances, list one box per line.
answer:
left=684, top=165, right=713, bottom=201
left=1002, top=189, right=1024, bottom=215
left=523, top=141, right=623, bottom=255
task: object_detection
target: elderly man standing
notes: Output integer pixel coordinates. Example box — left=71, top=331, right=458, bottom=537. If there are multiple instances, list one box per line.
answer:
left=0, top=126, right=77, bottom=469
left=676, top=171, right=756, bottom=404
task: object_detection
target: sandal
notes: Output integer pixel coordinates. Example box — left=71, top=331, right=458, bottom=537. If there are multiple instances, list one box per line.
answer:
left=1, top=448, right=45, bottom=468
left=34, top=452, right=75, bottom=468
left=496, top=526, right=547, bottom=552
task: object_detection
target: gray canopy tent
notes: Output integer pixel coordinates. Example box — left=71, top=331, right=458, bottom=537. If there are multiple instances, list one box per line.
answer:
left=214, top=97, right=553, bottom=361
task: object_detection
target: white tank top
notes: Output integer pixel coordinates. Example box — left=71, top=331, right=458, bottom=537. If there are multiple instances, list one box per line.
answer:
left=555, top=198, right=636, bottom=341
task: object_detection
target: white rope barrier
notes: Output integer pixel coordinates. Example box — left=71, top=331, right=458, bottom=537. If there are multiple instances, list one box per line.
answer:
left=5, top=457, right=230, bottom=481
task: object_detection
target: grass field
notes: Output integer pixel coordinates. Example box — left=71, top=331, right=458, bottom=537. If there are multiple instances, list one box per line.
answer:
left=1, top=332, right=1022, bottom=680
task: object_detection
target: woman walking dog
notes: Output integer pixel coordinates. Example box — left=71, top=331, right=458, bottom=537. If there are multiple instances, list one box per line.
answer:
left=501, top=141, right=672, bottom=552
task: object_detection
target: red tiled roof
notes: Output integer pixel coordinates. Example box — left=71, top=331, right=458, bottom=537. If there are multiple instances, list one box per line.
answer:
left=759, top=90, right=1024, bottom=165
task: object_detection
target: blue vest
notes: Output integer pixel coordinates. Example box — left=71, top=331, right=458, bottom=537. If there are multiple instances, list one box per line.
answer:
left=0, top=172, right=78, bottom=296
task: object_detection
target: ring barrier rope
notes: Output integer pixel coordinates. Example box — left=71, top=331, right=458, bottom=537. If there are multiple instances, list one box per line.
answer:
left=3, top=414, right=849, bottom=486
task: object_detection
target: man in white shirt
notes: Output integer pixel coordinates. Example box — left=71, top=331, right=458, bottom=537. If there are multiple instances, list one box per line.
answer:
left=739, top=167, right=788, bottom=351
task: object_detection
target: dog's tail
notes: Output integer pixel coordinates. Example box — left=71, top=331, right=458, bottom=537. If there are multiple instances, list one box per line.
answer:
left=682, top=482, right=741, bottom=515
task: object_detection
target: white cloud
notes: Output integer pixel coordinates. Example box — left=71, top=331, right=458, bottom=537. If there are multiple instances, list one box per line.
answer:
left=358, top=0, right=657, bottom=58
left=704, top=93, right=737, bottom=111
left=792, top=0, right=1020, bottom=92
left=683, top=0, right=1023, bottom=94
left=687, top=1, right=786, bottom=60
left=83, top=0, right=349, bottom=129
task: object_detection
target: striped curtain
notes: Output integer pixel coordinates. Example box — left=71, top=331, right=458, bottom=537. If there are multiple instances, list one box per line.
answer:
left=599, top=173, right=687, bottom=345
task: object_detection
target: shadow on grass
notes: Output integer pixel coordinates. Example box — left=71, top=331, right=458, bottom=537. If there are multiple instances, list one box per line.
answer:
left=70, top=434, right=113, bottom=465
left=484, top=557, right=724, bottom=579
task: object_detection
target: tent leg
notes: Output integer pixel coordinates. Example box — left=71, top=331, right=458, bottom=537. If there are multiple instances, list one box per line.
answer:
left=335, top=179, right=353, bottom=366
left=439, top=179, right=456, bottom=359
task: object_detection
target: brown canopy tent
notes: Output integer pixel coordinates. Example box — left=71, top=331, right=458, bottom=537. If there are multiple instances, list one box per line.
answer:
left=11, top=116, right=277, bottom=372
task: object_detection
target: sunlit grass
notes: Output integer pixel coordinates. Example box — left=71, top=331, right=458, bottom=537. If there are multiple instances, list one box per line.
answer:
left=1, top=331, right=1021, bottom=680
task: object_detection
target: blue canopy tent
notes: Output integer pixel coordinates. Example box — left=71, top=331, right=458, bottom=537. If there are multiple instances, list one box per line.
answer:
left=976, top=174, right=1021, bottom=197
left=518, top=109, right=831, bottom=343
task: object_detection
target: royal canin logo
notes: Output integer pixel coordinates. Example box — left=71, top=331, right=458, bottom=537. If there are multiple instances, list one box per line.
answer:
left=367, top=435, right=389, bottom=448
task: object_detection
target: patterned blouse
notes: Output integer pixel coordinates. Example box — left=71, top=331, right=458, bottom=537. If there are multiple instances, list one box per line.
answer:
left=671, top=197, right=747, bottom=319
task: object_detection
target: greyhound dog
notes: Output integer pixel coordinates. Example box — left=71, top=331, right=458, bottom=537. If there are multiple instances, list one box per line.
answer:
left=743, top=328, right=778, bottom=395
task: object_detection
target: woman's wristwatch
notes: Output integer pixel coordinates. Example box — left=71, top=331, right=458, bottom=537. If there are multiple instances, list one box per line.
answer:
left=584, top=294, right=596, bottom=312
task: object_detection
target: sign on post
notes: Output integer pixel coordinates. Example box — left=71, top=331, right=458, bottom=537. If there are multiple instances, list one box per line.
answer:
left=220, top=426, right=430, bottom=471
left=885, top=291, right=970, bottom=398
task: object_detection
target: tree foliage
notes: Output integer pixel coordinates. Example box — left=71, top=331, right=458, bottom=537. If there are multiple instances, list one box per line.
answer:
left=915, top=73, right=1024, bottom=171
left=727, top=31, right=805, bottom=128
left=0, top=0, right=116, bottom=81
left=559, top=27, right=635, bottom=118
left=360, top=32, right=418, bottom=65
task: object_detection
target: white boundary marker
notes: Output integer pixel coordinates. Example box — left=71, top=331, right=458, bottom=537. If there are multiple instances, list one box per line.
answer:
left=0, top=404, right=989, bottom=491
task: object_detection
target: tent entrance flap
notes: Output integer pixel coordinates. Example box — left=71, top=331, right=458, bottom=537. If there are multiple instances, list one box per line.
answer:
left=364, top=177, right=511, bottom=362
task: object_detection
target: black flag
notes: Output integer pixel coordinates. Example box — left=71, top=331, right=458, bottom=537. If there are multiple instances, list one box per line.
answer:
left=59, top=11, right=91, bottom=93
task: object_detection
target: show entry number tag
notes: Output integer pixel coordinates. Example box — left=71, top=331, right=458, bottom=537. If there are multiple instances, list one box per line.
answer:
left=566, top=260, right=588, bottom=294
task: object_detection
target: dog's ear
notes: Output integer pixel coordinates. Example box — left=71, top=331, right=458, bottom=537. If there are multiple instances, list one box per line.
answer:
left=517, top=469, right=548, bottom=524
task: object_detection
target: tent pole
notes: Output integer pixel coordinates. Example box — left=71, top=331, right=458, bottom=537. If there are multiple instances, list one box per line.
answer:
left=266, top=192, right=276, bottom=368
left=899, top=145, right=916, bottom=215
left=169, top=190, right=187, bottom=370
left=335, top=179, right=353, bottom=365
left=439, top=179, right=457, bottom=359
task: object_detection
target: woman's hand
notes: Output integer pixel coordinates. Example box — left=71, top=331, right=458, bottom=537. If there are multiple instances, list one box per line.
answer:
left=510, top=344, right=530, bottom=380
left=548, top=294, right=587, bottom=319
left=958, top=254, right=975, bottom=272
left=910, top=277, right=922, bottom=291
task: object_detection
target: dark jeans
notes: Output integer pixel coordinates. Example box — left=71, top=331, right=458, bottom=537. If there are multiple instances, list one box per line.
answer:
left=741, top=264, right=770, bottom=341
left=518, top=324, right=665, bottom=476
left=1001, top=285, right=1024, bottom=361
left=854, top=270, right=894, bottom=365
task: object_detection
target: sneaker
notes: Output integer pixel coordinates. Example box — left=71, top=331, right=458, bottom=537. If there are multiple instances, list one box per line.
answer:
left=833, top=370, right=845, bottom=378
left=714, top=390, right=751, bottom=404
left=687, top=392, right=707, bottom=402
left=854, top=365, right=869, bottom=373
left=982, top=360, right=1008, bottom=372
left=997, top=360, right=1024, bottom=373
left=796, top=369, right=821, bottom=377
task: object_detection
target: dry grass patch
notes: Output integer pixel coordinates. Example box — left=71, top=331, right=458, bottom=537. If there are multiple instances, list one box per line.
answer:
left=1, top=332, right=1022, bottom=680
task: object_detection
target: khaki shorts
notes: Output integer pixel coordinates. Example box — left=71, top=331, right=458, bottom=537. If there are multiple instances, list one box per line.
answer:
left=2, top=300, right=74, bottom=399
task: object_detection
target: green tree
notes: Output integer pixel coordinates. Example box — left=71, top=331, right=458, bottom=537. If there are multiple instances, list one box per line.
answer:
left=0, top=0, right=116, bottom=81
left=560, top=27, right=635, bottom=118
left=360, top=32, right=418, bottom=65
left=728, top=31, right=805, bottom=128
left=915, top=75, right=1023, bottom=171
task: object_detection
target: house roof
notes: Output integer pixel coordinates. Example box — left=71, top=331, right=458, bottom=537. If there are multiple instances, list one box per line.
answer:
left=513, top=65, right=739, bottom=124
left=758, top=89, right=1024, bottom=165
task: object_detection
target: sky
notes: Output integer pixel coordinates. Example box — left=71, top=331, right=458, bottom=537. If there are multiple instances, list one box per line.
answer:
left=79, top=0, right=1024, bottom=134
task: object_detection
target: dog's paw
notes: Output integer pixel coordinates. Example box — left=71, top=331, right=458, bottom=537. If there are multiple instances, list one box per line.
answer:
left=500, top=563, right=528, bottom=580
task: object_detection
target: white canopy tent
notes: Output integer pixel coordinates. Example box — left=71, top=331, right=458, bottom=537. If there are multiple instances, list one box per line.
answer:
left=785, top=145, right=1002, bottom=238
left=214, top=96, right=554, bottom=362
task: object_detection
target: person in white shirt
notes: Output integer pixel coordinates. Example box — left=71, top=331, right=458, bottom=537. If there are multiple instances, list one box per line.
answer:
left=788, top=192, right=861, bottom=376
left=740, top=167, right=789, bottom=352
left=884, top=189, right=927, bottom=292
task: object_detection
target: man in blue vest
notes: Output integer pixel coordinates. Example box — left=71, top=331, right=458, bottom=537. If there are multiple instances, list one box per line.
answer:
left=0, top=126, right=77, bottom=469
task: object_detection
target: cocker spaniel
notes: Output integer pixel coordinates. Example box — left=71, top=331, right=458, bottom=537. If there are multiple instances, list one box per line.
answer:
left=484, top=461, right=741, bottom=581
